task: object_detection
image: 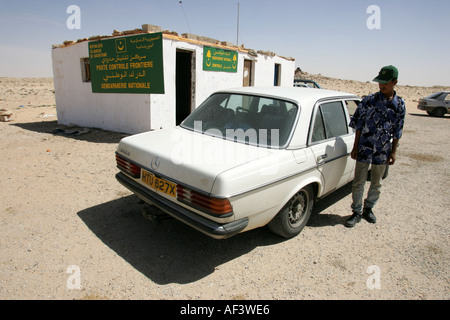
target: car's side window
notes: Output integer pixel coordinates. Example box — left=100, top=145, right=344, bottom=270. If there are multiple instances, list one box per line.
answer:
left=311, top=109, right=325, bottom=143
left=311, top=101, right=348, bottom=143
left=345, top=100, right=359, bottom=116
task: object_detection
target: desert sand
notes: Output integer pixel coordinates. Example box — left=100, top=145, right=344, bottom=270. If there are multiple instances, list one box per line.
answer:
left=0, top=75, right=448, bottom=300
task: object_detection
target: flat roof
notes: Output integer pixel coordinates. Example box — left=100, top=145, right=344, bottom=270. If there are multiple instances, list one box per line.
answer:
left=53, top=26, right=295, bottom=62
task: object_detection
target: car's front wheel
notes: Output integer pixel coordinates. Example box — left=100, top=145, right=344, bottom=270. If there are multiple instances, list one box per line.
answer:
left=268, top=185, right=314, bottom=238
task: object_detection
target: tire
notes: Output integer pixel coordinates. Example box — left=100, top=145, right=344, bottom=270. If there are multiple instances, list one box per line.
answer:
left=268, top=185, right=314, bottom=238
left=431, top=108, right=446, bottom=117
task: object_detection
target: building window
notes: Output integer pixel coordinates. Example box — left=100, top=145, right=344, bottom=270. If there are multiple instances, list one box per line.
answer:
left=81, top=58, right=91, bottom=82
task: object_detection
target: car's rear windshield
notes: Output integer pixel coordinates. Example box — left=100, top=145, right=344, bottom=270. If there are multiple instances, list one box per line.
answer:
left=425, top=92, right=445, bottom=100
left=181, top=93, right=299, bottom=148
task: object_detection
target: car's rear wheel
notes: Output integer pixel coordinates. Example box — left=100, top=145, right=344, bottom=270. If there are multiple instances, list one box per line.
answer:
left=431, top=108, right=446, bottom=117
left=268, top=185, right=314, bottom=238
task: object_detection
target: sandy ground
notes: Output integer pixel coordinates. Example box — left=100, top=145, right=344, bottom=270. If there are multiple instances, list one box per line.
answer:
left=0, top=76, right=449, bottom=300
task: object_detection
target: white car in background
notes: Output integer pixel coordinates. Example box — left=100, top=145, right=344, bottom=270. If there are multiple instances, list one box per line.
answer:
left=417, top=91, right=450, bottom=117
left=116, top=87, right=360, bottom=239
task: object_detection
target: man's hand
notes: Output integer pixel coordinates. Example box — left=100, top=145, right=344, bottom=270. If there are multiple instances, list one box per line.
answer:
left=388, top=139, right=399, bottom=165
left=388, top=152, right=396, bottom=165
left=351, top=130, right=361, bottom=160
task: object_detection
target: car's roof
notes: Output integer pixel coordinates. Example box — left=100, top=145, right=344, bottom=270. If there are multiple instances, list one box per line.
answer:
left=216, top=86, right=359, bottom=105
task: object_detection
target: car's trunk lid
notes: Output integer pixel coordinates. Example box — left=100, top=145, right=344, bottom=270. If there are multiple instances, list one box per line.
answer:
left=116, top=127, right=274, bottom=194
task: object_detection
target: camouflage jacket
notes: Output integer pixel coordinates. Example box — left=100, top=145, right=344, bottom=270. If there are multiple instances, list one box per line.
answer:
left=349, top=91, right=406, bottom=165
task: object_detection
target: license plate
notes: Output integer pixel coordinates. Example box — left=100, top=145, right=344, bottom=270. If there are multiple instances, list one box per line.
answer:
left=141, top=170, right=177, bottom=198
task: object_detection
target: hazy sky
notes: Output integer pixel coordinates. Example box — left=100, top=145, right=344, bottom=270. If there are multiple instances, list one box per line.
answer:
left=1, top=0, right=449, bottom=86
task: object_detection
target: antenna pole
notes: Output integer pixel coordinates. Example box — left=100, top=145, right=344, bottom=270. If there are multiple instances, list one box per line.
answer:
left=179, top=1, right=191, bottom=33
left=236, top=2, right=240, bottom=46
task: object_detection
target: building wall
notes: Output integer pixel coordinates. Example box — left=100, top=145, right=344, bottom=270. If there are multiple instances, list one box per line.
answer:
left=52, top=35, right=295, bottom=134
left=52, top=41, right=152, bottom=134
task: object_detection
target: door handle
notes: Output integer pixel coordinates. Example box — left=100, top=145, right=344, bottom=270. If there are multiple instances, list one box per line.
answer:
left=317, top=154, right=328, bottom=162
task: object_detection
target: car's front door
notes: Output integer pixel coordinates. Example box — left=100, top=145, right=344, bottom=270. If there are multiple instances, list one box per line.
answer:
left=309, top=100, right=354, bottom=195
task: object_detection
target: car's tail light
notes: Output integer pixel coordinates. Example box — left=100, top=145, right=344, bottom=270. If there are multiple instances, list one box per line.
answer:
left=177, top=185, right=233, bottom=216
left=116, top=154, right=141, bottom=178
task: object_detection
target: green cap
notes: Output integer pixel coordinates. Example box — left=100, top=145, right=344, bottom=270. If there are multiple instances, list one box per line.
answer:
left=373, top=65, right=399, bottom=84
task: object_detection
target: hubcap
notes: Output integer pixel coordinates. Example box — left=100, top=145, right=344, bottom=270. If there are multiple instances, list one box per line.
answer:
left=288, top=191, right=307, bottom=228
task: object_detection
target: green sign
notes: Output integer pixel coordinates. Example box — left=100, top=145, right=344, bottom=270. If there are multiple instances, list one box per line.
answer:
left=89, top=33, right=164, bottom=94
left=203, top=46, right=238, bottom=73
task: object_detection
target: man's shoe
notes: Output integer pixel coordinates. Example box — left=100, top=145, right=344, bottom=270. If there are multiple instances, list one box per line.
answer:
left=363, top=208, right=376, bottom=223
left=345, top=212, right=362, bottom=228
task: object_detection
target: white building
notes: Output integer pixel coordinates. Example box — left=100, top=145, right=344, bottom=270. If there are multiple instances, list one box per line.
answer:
left=52, top=25, right=295, bottom=134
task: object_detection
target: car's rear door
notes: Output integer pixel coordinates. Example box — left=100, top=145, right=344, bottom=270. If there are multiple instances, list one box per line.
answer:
left=309, top=100, right=355, bottom=195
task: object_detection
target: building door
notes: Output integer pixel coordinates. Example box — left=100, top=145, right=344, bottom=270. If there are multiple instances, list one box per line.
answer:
left=176, top=50, right=194, bottom=125
left=274, top=64, right=281, bottom=86
left=243, top=59, right=253, bottom=87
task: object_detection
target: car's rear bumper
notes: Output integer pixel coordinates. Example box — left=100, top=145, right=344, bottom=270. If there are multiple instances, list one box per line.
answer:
left=116, top=172, right=248, bottom=239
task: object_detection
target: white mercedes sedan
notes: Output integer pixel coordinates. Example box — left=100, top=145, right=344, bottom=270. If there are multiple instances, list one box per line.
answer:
left=116, top=87, right=360, bottom=239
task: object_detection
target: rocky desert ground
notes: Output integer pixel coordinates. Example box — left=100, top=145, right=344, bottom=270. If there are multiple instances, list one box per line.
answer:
left=0, top=76, right=448, bottom=300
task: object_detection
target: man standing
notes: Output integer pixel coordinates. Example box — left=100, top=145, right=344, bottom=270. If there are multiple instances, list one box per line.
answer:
left=346, top=65, right=406, bottom=227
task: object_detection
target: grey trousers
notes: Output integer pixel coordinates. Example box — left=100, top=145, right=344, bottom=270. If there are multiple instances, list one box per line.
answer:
left=351, top=161, right=387, bottom=215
